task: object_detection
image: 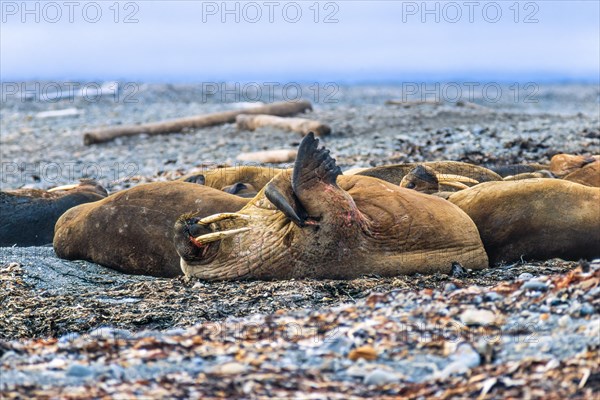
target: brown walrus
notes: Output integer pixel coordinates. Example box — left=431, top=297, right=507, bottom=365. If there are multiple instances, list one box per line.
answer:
left=0, top=180, right=107, bottom=247
left=563, top=161, right=600, bottom=187
left=54, top=181, right=249, bottom=277
left=179, top=166, right=285, bottom=195
left=502, top=170, right=555, bottom=181
left=447, top=179, right=600, bottom=264
left=173, top=133, right=488, bottom=281
left=399, top=165, right=480, bottom=194
left=356, top=161, right=501, bottom=186
left=550, top=154, right=599, bottom=177
left=490, top=163, right=549, bottom=178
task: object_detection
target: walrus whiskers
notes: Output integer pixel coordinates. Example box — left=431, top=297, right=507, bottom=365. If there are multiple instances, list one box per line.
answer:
left=194, top=227, right=251, bottom=244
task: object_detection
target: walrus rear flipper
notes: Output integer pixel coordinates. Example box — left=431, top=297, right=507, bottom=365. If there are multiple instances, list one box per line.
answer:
left=265, top=174, right=308, bottom=227
left=292, top=132, right=341, bottom=194
left=291, top=132, right=356, bottom=219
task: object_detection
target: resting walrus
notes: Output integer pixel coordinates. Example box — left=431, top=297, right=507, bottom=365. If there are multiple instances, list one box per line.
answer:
left=399, top=165, right=480, bottom=194
left=448, top=179, right=600, bottom=264
left=356, top=161, right=501, bottom=186
left=0, top=180, right=107, bottom=247
left=550, top=154, right=599, bottom=177
left=179, top=166, right=285, bottom=197
left=173, top=133, right=488, bottom=280
left=563, top=161, right=600, bottom=187
left=54, top=181, right=249, bottom=277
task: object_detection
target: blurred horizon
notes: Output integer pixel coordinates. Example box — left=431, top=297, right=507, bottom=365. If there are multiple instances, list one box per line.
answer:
left=1, top=1, right=599, bottom=83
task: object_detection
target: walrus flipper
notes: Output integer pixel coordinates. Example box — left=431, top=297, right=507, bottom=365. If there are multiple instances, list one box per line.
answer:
left=292, top=132, right=342, bottom=195
left=265, top=175, right=308, bottom=227
left=184, top=174, right=206, bottom=185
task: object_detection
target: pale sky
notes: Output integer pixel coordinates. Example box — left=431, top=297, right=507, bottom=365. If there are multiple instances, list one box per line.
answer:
left=1, top=1, right=598, bottom=82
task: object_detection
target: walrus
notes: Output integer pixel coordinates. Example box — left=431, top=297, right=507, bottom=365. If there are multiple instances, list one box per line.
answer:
left=356, top=161, right=501, bottom=186
left=563, top=161, right=600, bottom=187
left=550, top=154, right=599, bottom=177
left=180, top=166, right=284, bottom=188
left=54, top=181, right=249, bottom=277
left=399, top=165, right=479, bottom=194
left=0, top=180, right=107, bottom=247
left=502, top=170, right=555, bottom=181
left=447, top=179, right=600, bottom=264
left=490, top=163, right=549, bottom=178
left=173, top=133, right=488, bottom=280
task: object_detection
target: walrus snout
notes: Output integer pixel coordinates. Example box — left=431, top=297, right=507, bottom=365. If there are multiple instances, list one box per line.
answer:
left=173, top=214, right=214, bottom=264
left=174, top=213, right=251, bottom=265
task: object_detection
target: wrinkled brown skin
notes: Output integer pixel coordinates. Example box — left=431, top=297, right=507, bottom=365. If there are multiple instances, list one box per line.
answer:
left=550, top=154, right=599, bottom=177
left=448, top=179, right=600, bottom=265
left=177, top=135, right=488, bottom=281
left=54, top=182, right=249, bottom=277
left=0, top=180, right=107, bottom=247
left=179, top=166, right=286, bottom=191
left=563, top=161, right=600, bottom=187
left=357, top=161, right=501, bottom=185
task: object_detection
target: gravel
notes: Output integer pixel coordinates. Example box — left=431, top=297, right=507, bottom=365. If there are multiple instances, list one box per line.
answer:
left=1, top=83, right=599, bottom=398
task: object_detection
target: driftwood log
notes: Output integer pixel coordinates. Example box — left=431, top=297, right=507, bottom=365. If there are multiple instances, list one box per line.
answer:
left=385, top=99, right=442, bottom=107
left=236, top=150, right=297, bottom=163
left=83, top=101, right=313, bottom=145
left=236, top=114, right=331, bottom=136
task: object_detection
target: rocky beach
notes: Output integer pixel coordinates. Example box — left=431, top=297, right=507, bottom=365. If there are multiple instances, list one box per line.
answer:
left=1, top=83, right=599, bottom=398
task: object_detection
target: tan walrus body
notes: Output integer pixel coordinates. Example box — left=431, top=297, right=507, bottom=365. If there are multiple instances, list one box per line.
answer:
left=54, top=181, right=249, bottom=277
left=180, top=166, right=286, bottom=197
left=174, top=134, right=488, bottom=281
left=448, top=179, right=600, bottom=264
left=563, top=161, right=600, bottom=187
left=550, top=154, right=599, bottom=177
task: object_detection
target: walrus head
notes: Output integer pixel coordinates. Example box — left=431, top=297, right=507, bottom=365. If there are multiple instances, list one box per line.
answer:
left=221, top=182, right=258, bottom=198
left=400, top=165, right=477, bottom=194
left=173, top=212, right=251, bottom=268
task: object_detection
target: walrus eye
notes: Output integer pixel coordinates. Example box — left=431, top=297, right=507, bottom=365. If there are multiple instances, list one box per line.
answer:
left=406, top=182, right=416, bottom=189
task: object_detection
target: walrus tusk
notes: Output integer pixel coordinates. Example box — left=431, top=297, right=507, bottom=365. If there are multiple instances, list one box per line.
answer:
left=194, top=227, right=251, bottom=244
left=436, top=174, right=479, bottom=185
left=47, top=184, right=80, bottom=192
left=440, top=181, right=470, bottom=190
left=198, top=213, right=251, bottom=225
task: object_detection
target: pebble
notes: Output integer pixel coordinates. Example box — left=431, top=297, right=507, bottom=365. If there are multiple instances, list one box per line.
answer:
left=579, top=303, right=595, bottom=316
left=450, top=262, right=467, bottom=278
left=518, top=273, right=533, bottom=281
left=444, top=283, right=457, bottom=292
left=539, top=305, right=550, bottom=313
left=209, top=362, right=247, bottom=375
left=460, top=309, right=497, bottom=326
left=363, top=369, right=398, bottom=386
left=66, top=364, right=93, bottom=377
left=484, top=292, right=504, bottom=302
left=558, top=315, right=572, bottom=328
left=523, top=280, right=549, bottom=291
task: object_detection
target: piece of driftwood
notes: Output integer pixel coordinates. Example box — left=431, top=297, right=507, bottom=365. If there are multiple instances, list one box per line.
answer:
left=385, top=99, right=442, bottom=107
left=83, top=101, right=313, bottom=145
left=236, top=114, right=331, bottom=136
left=236, top=149, right=297, bottom=163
